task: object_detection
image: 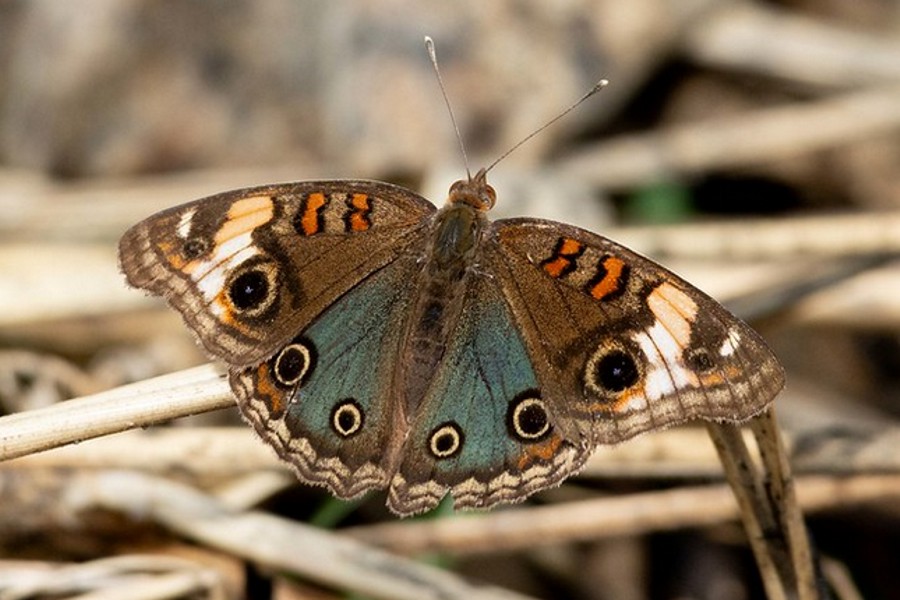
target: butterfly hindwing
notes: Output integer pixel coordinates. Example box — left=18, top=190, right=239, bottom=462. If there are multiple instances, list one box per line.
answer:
left=230, top=255, right=419, bottom=499
left=389, top=273, right=588, bottom=515
left=487, top=218, right=785, bottom=445
left=119, top=180, right=435, bottom=368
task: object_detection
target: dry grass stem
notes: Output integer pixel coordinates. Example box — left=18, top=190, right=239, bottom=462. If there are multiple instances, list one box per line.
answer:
left=558, top=85, right=900, bottom=189
left=0, top=165, right=316, bottom=243
left=706, top=420, right=792, bottom=600
left=343, top=474, right=900, bottom=556
left=75, top=471, right=536, bottom=600
left=4, top=380, right=897, bottom=480
left=615, top=212, right=900, bottom=260
left=572, top=0, right=719, bottom=123
left=0, top=243, right=129, bottom=326
left=1, top=428, right=275, bottom=478
left=707, top=411, right=820, bottom=600
left=684, top=2, right=900, bottom=86
left=750, top=410, right=819, bottom=600
left=777, top=261, right=900, bottom=328
left=0, top=365, right=232, bottom=461
left=820, top=556, right=865, bottom=600
left=0, top=555, right=228, bottom=600
left=5, top=415, right=898, bottom=483
left=0, top=429, right=296, bottom=504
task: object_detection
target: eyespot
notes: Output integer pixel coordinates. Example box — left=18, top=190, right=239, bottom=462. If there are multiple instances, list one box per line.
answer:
left=229, top=270, right=269, bottom=310
left=685, top=347, right=715, bottom=372
left=226, top=262, right=278, bottom=316
left=271, top=340, right=316, bottom=388
left=428, top=422, right=464, bottom=459
left=183, top=238, right=209, bottom=259
left=594, top=350, right=639, bottom=391
left=331, top=400, right=364, bottom=438
left=507, top=392, right=552, bottom=441
left=584, top=346, right=642, bottom=396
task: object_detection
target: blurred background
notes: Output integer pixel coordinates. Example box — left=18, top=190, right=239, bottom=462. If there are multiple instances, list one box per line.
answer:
left=1, top=1, right=899, bottom=599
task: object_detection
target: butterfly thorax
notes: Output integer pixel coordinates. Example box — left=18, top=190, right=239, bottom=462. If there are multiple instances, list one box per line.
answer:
left=398, top=190, right=489, bottom=421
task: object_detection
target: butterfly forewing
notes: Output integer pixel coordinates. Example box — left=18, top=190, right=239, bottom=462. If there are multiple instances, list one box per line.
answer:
left=486, top=218, right=785, bottom=445
left=119, top=180, right=436, bottom=368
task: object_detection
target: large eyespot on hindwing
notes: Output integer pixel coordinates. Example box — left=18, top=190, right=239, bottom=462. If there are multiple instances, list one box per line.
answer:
left=269, top=338, right=317, bottom=389
left=428, top=422, right=465, bottom=459
left=331, top=399, right=365, bottom=438
left=584, top=341, right=644, bottom=401
left=507, top=391, right=552, bottom=442
left=225, top=258, right=280, bottom=317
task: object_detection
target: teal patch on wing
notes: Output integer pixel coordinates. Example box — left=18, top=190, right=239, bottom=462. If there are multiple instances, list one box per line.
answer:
left=389, top=275, right=576, bottom=514
left=281, top=256, right=414, bottom=481
left=422, top=280, right=539, bottom=473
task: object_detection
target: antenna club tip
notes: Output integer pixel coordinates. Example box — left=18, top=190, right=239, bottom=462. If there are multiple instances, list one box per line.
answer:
left=425, top=36, right=437, bottom=61
left=591, top=79, right=610, bottom=94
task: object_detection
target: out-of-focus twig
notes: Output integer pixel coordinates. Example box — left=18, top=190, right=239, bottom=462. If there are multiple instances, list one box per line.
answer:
left=683, top=2, right=900, bottom=87
left=75, top=471, right=535, bottom=600
left=342, top=473, right=900, bottom=556
left=557, top=85, right=900, bottom=189
left=0, top=365, right=232, bottom=461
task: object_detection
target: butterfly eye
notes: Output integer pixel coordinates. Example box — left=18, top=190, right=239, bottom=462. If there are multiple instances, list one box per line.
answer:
left=331, top=400, right=365, bottom=438
left=478, top=184, right=497, bottom=210
left=428, top=422, right=464, bottom=459
left=508, top=394, right=552, bottom=441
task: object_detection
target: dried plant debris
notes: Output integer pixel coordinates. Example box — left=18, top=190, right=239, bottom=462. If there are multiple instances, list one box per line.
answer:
left=1, top=1, right=899, bottom=598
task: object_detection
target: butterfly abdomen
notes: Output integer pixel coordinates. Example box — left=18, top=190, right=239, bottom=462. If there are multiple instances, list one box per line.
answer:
left=399, top=203, right=488, bottom=416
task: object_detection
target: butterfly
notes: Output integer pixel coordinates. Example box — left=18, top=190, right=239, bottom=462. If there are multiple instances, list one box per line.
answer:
left=118, top=162, right=785, bottom=516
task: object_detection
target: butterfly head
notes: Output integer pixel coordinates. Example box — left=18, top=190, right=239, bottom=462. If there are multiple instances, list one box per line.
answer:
left=447, top=168, right=496, bottom=212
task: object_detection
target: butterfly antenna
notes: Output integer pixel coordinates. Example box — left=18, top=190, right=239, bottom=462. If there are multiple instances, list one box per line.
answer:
left=425, top=36, right=472, bottom=180
left=483, top=78, right=609, bottom=175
